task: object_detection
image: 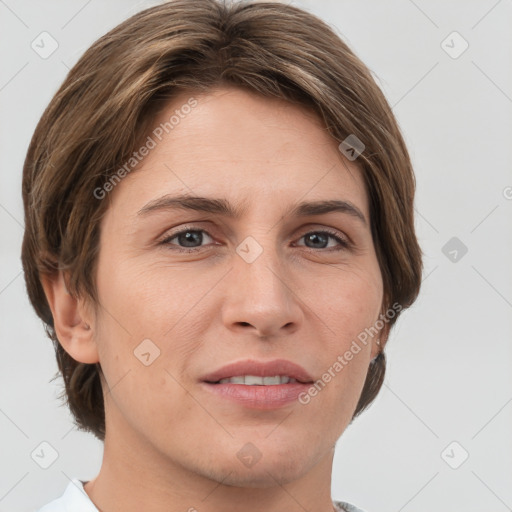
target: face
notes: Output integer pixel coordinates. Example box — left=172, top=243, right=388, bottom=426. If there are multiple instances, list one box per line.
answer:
left=91, top=86, right=384, bottom=488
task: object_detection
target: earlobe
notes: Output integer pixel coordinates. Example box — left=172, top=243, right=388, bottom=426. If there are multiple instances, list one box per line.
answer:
left=40, top=271, right=99, bottom=364
left=370, top=320, right=391, bottom=361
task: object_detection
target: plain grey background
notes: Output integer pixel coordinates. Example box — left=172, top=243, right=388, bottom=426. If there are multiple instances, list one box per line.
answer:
left=1, top=1, right=511, bottom=511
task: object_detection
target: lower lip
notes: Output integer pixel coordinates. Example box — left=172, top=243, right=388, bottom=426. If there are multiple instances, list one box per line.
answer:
left=201, top=382, right=313, bottom=409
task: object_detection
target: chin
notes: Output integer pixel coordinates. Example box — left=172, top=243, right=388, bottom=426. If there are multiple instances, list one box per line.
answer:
left=197, top=447, right=316, bottom=489
left=208, top=463, right=307, bottom=489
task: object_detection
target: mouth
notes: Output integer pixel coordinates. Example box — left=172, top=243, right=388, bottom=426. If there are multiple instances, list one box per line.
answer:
left=206, top=375, right=303, bottom=385
left=201, top=358, right=314, bottom=384
left=200, top=359, right=314, bottom=409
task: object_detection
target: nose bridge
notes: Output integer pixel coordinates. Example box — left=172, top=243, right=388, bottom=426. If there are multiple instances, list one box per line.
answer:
left=236, top=232, right=288, bottom=301
left=222, top=231, right=302, bottom=336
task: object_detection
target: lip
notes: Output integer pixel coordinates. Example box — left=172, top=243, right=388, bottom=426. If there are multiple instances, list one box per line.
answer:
left=201, top=358, right=314, bottom=384
left=200, top=359, right=315, bottom=410
left=200, top=381, right=313, bottom=409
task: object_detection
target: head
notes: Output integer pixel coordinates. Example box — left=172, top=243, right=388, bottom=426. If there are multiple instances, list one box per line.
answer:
left=22, top=0, right=422, bottom=487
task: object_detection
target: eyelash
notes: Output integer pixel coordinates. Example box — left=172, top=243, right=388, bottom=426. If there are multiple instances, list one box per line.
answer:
left=159, top=226, right=351, bottom=253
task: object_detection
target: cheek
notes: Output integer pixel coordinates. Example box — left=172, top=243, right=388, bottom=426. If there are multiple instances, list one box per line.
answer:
left=96, top=253, right=198, bottom=332
left=93, top=255, right=217, bottom=386
left=319, top=261, right=383, bottom=337
left=308, top=260, right=382, bottom=412
left=92, top=258, right=195, bottom=427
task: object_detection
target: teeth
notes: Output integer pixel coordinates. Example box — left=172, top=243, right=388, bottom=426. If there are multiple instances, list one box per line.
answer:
left=263, top=376, right=283, bottom=385
left=217, top=375, right=298, bottom=385
left=227, top=376, right=245, bottom=384
left=243, top=375, right=264, bottom=385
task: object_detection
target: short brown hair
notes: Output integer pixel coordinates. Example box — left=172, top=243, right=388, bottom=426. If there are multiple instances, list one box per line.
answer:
left=22, top=0, right=423, bottom=442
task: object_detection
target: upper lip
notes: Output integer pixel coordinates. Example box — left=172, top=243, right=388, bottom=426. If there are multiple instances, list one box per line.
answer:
left=201, top=359, right=314, bottom=384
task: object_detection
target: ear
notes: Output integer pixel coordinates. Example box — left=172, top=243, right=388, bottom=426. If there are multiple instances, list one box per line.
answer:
left=370, top=315, right=391, bottom=361
left=40, top=271, right=99, bottom=364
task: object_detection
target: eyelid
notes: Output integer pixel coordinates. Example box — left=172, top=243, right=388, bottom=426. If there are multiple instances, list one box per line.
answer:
left=295, top=227, right=351, bottom=248
left=158, top=223, right=352, bottom=251
left=158, top=224, right=215, bottom=247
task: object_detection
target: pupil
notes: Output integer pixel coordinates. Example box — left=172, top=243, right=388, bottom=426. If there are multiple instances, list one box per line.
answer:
left=307, top=233, right=327, bottom=248
left=180, top=231, right=201, bottom=247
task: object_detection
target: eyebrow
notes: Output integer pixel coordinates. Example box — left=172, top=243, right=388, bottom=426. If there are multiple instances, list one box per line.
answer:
left=137, top=194, right=367, bottom=225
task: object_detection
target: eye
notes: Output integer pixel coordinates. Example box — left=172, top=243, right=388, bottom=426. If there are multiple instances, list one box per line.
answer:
left=160, top=228, right=214, bottom=251
left=296, top=230, right=350, bottom=250
left=160, top=226, right=350, bottom=252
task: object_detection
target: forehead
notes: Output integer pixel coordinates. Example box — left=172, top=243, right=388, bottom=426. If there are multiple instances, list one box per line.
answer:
left=107, top=86, right=368, bottom=219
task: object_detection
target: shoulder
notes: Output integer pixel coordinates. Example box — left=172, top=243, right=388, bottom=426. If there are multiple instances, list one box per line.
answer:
left=334, top=500, right=369, bottom=512
left=36, top=479, right=98, bottom=512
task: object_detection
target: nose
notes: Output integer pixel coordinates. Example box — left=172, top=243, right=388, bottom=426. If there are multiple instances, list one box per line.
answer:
left=220, top=242, right=304, bottom=339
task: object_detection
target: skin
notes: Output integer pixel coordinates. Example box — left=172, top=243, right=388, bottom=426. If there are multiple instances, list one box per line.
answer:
left=43, top=86, right=389, bottom=512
